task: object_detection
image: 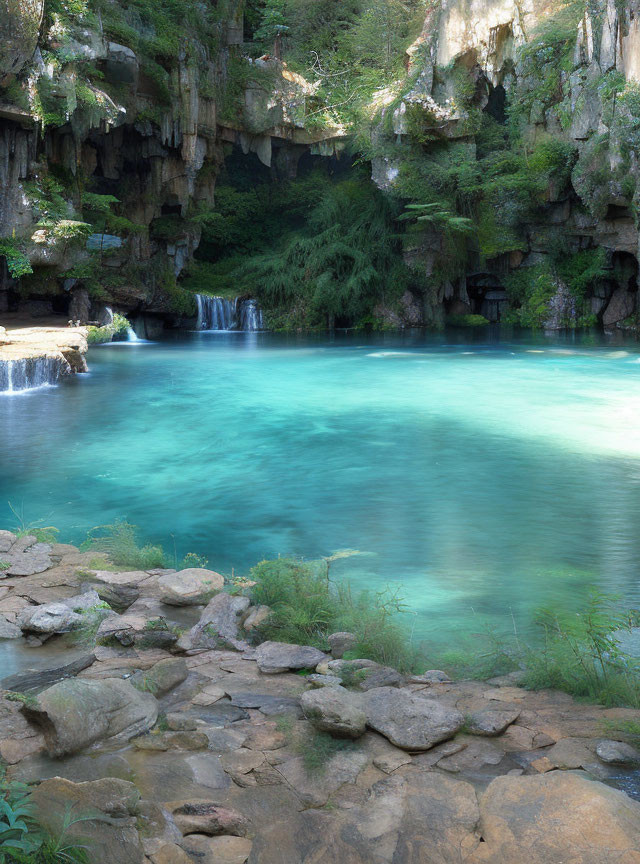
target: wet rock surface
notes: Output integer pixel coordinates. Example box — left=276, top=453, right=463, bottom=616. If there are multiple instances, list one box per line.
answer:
left=1, top=542, right=640, bottom=863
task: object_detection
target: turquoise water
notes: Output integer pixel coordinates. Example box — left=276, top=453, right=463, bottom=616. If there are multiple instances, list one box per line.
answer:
left=2, top=329, right=640, bottom=647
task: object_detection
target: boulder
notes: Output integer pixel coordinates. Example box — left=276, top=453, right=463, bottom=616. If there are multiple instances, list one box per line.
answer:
left=18, top=602, right=82, bottom=634
left=327, top=631, right=357, bottom=658
left=356, top=664, right=404, bottom=690
left=363, top=687, right=464, bottom=751
left=596, top=739, right=640, bottom=765
left=471, top=772, right=640, bottom=863
left=25, top=677, right=158, bottom=756
left=180, top=593, right=250, bottom=652
left=17, top=590, right=104, bottom=634
left=300, top=687, right=366, bottom=738
left=467, top=707, right=520, bottom=736
left=169, top=801, right=250, bottom=837
left=131, top=657, right=188, bottom=697
left=30, top=777, right=144, bottom=864
left=256, top=641, right=328, bottom=674
left=241, top=604, right=272, bottom=632
left=158, top=568, right=224, bottom=606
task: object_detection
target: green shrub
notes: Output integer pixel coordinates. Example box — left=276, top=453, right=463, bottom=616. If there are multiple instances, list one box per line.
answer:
left=434, top=590, right=640, bottom=709
left=86, top=313, right=130, bottom=345
left=521, top=590, right=640, bottom=707
left=446, top=314, right=489, bottom=327
left=81, top=521, right=166, bottom=569
left=249, top=557, right=417, bottom=671
left=7, top=504, right=59, bottom=545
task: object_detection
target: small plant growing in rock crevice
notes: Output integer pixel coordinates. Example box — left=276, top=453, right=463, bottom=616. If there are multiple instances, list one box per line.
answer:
left=5, top=692, right=39, bottom=711
left=273, top=714, right=359, bottom=776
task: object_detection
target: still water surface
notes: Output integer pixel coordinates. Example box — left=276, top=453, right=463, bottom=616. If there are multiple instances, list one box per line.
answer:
left=2, top=329, right=640, bottom=648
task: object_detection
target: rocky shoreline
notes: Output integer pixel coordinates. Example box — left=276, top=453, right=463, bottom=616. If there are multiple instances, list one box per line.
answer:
left=1, top=530, right=640, bottom=862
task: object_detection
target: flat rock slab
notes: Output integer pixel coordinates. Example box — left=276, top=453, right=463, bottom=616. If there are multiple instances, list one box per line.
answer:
left=1, top=537, right=52, bottom=577
left=189, top=701, right=249, bottom=727
left=229, top=692, right=302, bottom=717
left=277, top=748, right=369, bottom=806
left=180, top=835, right=252, bottom=864
left=364, top=687, right=464, bottom=751
left=471, top=771, right=640, bottom=863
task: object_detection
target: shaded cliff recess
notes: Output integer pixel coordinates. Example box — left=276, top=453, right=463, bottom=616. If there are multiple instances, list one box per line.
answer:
left=0, top=0, right=639, bottom=331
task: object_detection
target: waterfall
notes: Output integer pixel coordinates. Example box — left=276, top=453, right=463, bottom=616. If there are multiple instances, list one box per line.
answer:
left=195, top=295, right=263, bottom=331
left=237, top=298, right=264, bottom=332
left=0, top=357, right=65, bottom=394
left=126, top=326, right=141, bottom=343
left=196, top=295, right=237, bottom=330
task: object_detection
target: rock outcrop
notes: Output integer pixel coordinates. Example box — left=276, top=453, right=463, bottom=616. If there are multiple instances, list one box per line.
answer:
left=25, top=677, right=159, bottom=756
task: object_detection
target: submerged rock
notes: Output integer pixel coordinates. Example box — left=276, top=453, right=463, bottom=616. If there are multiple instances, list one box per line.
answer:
left=256, top=641, right=329, bottom=674
left=300, top=686, right=366, bottom=738
left=363, top=687, right=464, bottom=751
left=25, top=677, right=158, bottom=756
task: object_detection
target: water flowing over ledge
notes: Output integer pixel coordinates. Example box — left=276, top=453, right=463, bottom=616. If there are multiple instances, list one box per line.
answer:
left=0, top=327, right=88, bottom=394
left=0, top=357, right=67, bottom=393
left=196, top=295, right=264, bottom=331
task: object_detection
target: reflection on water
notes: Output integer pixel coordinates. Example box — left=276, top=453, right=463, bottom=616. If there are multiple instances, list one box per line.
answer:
left=1, top=328, right=640, bottom=646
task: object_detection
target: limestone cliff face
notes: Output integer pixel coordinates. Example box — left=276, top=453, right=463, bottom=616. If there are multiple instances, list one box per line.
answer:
left=0, top=1, right=341, bottom=326
left=375, top=0, right=640, bottom=329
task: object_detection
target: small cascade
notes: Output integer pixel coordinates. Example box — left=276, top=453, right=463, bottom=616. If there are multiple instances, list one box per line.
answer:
left=196, top=295, right=238, bottom=330
left=195, top=295, right=263, bottom=331
left=0, top=357, right=65, bottom=394
left=237, top=298, right=264, bottom=331
left=126, top=326, right=141, bottom=343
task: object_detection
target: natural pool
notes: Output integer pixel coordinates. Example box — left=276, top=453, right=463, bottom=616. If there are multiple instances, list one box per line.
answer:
left=2, top=328, right=640, bottom=649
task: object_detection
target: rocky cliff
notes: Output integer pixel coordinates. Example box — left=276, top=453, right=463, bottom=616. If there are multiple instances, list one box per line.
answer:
left=372, top=0, right=640, bottom=329
left=0, top=0, right=342, bottom=330
left=1, top=0, right=639, bottom=332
